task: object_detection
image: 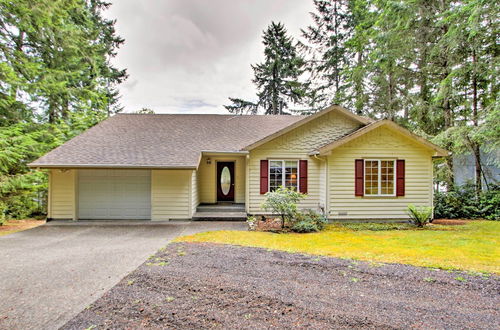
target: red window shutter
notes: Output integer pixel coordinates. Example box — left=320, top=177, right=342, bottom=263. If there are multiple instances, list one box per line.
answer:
left=396, top=159, right=405, bottom=196
left=355, top=159, right=364, bottom=196
left=299, top=160, right=308, bottom=194
left=260, top=160, right=268, bottom=194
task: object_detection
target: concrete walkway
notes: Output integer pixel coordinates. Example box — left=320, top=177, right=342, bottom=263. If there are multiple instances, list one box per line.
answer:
left=0, top=221, right=246, bottom=330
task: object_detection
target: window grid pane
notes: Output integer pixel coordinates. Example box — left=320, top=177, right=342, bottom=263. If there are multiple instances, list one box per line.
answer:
left=364, top=160, right=395, bottom=196
left=364, top=160, right=379, bottom=195
left=381, top=160, right=394, bottom=195
left=285, top=161, right=298, bottom=190
left=268, top=160, right=299, bottom=191
left=269, top=161, right=283, bottom=191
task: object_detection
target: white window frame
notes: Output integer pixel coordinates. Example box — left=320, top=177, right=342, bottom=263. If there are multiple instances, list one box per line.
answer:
left=268, top=160, right=300, bottom=191
left=364, top=159, right=396, bottom=197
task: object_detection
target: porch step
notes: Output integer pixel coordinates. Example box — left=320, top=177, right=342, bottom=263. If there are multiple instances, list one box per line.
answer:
left=196, top=204, right=245, bottom=213
left=192, top=211, right=247, bottom=221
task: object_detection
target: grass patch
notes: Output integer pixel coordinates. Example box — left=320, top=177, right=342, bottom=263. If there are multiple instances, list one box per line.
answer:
left=176, top=221, right=500, bottom=274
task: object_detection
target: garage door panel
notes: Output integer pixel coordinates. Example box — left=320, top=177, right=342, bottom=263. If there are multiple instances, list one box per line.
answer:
left=78, top=170, right=151, bottom=220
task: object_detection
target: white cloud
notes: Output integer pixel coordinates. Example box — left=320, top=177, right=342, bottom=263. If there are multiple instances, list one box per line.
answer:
left=105, top=0, right=315, bottom=114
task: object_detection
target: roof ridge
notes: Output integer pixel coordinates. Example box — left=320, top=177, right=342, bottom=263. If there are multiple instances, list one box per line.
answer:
left=116, top=113, right=308, bottom=117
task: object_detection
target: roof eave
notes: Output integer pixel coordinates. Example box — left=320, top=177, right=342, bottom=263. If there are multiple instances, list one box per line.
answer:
left=28, top=164, right=198, bottom=170
left=201, top=150, right=249, bottom=155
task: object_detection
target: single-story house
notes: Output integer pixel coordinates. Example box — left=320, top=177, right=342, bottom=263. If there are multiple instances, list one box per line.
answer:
left=29, top=105, right=448, bottom=221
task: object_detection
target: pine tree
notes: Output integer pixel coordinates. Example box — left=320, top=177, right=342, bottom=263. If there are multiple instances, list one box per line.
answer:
left=297, top=0, right=498, bottom=190
left=225, top=22, right=306, bottom=115
left=433, top=0, right=499, bottom=192
left=0, top=0, right=127, bottom=218
left=300, top=0, right=354, bottom=111
left=0, top=0, right=127, bottom=124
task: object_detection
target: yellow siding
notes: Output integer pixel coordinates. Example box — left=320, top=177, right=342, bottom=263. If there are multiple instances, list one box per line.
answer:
left=197, top=156, right=246, bottom=203
left=328, top=125, right=434, bottom=220
left=319, top=158, right=327, bottom=212
left=191, top=170, right=199, bottom=216
left=151, top=170, right=192, bottom=220
left=248, top=111, right=361, bottom=213
left=49, top=169, right=76, bottom=220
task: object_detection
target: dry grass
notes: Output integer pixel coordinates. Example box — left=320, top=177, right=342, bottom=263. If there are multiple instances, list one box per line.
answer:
left=176, top=221, right=500, bottom=274
left=0, top=219, right=45, bottom=236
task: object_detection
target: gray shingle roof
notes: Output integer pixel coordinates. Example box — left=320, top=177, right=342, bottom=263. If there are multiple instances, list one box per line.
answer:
left=29, top=114, right=306, bottom=168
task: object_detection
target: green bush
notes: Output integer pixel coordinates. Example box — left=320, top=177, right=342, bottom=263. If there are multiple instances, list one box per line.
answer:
left=260, top=188, right=328, bottom=233
left=261, top=187, right=305, bottom=228
left=434, top=184, right=499, bottom=220
left=0, top=202, right=6, bottom=226
left=291, top=220, right=320, bottom=233
left=407, top=204, right=433, bottom=227
left=479, top=187, right=500, bottom=220
left=291, top=209, right=328, bottom=233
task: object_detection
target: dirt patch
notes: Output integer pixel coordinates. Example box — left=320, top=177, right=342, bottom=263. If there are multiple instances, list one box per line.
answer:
left=0, top=219, right=45, bottom=236
left=432, top=219, right=473, bottom=225
left=63, top=242, right=499, bottom=329
left=256, top=216, right=283, bottom=231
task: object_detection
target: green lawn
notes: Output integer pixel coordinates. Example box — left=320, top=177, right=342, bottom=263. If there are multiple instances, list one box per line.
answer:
left=176, top=221, right=500, bottom=274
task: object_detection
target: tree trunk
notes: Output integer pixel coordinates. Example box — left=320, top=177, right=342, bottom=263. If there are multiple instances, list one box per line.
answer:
left=272, top=67, right=278, bottom=115
left=388, top=70, right=395, bottom=120
left=471, top=48, right=482, bottom=193
left=472, top=143, right=482, bottom=193
left=439, top=4, right=454, bottom=190
left=48, top=97, right=58, bottom=123
left=62, top=97, right=69, bottom=119
left=333, top=0, right=340, bottom=97
left=355, top=51, right=364, bottom=115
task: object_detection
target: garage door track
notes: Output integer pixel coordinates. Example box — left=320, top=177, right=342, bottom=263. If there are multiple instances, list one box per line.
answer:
left=0, top=221, right=245, bottom=329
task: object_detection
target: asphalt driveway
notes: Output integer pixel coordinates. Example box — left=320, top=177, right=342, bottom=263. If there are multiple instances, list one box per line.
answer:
left=0, top=221, right=245, bottom=330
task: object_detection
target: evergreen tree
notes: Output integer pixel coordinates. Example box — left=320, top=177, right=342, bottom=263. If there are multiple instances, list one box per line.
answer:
left=225, top=22, right=306, bottom=115
left=298, top=0, right=498, bottom=189
left=300, top=0, right=354, bottom=110
left=433, top=0, right=499, bottom=192
left=0, top=0, right=126, bottom=124
left=0, top=0, right=126, bottom=219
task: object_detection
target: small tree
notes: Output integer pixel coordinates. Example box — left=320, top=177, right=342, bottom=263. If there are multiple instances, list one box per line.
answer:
left=261, top=187, right=305, bottom=229
left=407, top=204, right=433, bottom=228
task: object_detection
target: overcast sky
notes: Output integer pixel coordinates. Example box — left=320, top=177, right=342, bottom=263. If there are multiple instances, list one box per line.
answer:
left=105, top=0, right=315, bottom=114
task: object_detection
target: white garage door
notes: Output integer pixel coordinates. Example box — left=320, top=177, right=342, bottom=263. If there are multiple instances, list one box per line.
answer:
left=78, top=169, right=151, bottom=220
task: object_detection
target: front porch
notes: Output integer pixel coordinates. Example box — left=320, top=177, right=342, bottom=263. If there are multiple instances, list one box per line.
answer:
left=192, top=203, right=247, bottom=221
left=194, top=152, right=247, bottom=220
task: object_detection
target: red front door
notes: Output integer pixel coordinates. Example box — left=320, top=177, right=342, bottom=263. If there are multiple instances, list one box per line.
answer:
left=217, top=162, right=235, bottom=202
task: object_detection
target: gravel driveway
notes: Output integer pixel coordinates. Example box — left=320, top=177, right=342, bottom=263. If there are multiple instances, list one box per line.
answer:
left=0, top=221, right=245, bottom=330
left=64, top=242, right=499, bottom=329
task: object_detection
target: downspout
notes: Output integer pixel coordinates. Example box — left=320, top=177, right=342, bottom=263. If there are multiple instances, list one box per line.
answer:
left=312, top=154, right=328, bottom=217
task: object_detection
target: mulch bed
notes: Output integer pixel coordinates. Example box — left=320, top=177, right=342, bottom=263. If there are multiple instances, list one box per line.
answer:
left=0, top=219, right=45, bottom=235
left=63, top=242, right=499, bottom=329
left=432, top=219, right=473, bottom=225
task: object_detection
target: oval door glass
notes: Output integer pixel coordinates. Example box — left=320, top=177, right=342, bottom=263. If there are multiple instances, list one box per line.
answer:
left=220, top=166, right=231, bottom=195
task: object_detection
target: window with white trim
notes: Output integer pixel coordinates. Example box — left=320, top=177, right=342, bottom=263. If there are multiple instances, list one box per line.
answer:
left=269, top=160, right=299, bottom=191
left=364, top=159, right=395, bottom=196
